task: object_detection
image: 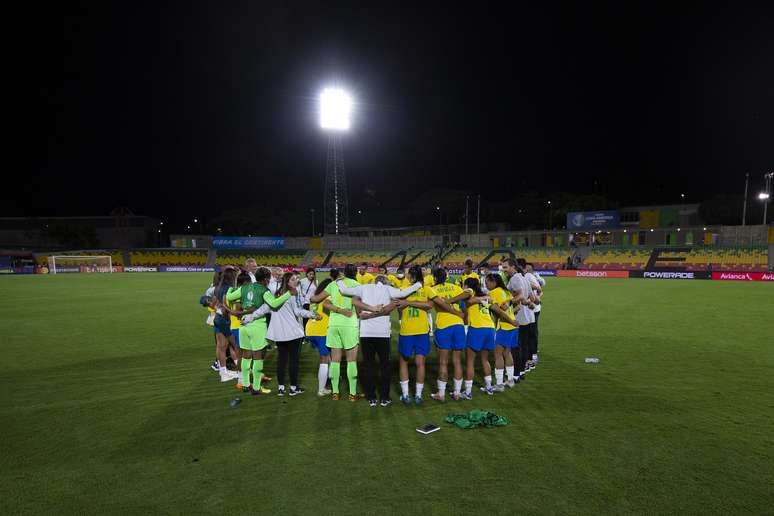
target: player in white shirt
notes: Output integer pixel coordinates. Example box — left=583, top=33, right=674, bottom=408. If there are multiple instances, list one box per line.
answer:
left=337, top=275, right=422, bottom=406
left=298, top=268, right=318, bottom=307
left=267, top=272, right=321, bottom=396
left=244, top=258, right=258, bottom=283
left=518, top=258, right=540, bottom=370
left=503, top=258, right=535, bottom=379
left=524, top=262, right=544, bottom=365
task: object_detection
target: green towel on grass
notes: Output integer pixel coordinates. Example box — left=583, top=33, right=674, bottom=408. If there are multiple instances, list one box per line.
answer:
left=445, top=410, right=508, bottom=429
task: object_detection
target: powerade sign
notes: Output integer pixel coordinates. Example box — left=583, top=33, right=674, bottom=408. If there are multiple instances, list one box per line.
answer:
left=630, top=270, right=710, bottom=280
left=212, top=236, right=285, bottom=249
left=567, top=210, right=620, bottom=230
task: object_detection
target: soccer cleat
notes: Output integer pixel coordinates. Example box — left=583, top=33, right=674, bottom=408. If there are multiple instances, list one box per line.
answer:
left=505, top=378, right=517, bottom=388
left=492, top=384, right=505, bottom=393
left=380, top=399, right=392, bottom=407
left=251, top=386, right=271, bottom=395
left=220, top=371, right=239, bottom=382
left=400, top=394, right=412, bottom=406
left=235, top=383, right=244, bottom=390
left=369, top=399, right=377, bottom=407
left=461, top=392, right=473, bottom=400
left=242, top=386, right=252, bottom=393
left=289, top=387, right=305, bottom=396
left=414, top=395, right=422, bottom=406
left=431, top=392, right=446, bottom=402
left=348, top=393, right=364, bottom=403
left=480, top=386, right=495, bottom=396
left=331, top=393, right=340, bottom=401
left=318, top=388, right=332, bottom=397
left=210, top=360, right=220, bottom=372
left=277, top=387, right=285, bottom=397
left=451, top=392, right=462, bottom=401
left=532, top=354, right=539, bottom=363
left=261, top=375, right=272, bottom=383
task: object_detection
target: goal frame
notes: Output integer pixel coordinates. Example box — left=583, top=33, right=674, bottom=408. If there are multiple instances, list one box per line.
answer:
left=48, top=255, right=113, bottom=274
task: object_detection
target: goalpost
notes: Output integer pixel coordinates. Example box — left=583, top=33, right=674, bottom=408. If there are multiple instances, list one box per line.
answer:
left=48, top=255, right=113, bottom=274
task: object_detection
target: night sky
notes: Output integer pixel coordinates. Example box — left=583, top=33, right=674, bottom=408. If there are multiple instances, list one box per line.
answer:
left=12, top=2, right=774, bottom=229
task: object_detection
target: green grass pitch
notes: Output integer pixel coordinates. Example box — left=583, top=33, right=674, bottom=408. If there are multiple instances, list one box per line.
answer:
left=1, top=273, right=773, bottom=514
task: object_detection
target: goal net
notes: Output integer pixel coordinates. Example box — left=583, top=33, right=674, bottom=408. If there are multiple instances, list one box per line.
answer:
left=48, top=255, right=113, bottom=274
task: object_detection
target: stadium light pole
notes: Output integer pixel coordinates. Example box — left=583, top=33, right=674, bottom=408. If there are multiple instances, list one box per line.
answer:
left=436, top=206, right=441, bottom=234
left=320, top=87, right=352, bottom=235
left=760, top=172, right=773, bottom=225
left=547, top=200, right=552, bottom=230
left=310, top=209, right=315, bottom=237
left=465, top=195, right=469, bottom=236
left=742, top=173, right=749, bottom=226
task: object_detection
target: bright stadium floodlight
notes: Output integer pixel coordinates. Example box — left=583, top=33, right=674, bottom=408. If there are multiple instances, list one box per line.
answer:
left=320, top=88, right=352, bottom=130
left=759, top=192, right=770, bottom=200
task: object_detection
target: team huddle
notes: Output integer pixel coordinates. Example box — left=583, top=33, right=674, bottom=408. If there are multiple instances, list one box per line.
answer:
left=203, top=257, right=544, bottom=407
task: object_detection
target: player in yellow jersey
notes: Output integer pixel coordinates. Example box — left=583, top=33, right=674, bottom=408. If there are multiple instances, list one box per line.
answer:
left=485, top=273, right=520, bottom=391
left=394, top=265, right=463, bottom=405
left=429, top=267, right=472, bottom=401
left=456, top=259, right=480, bottom=288
left=306, top=278, right=334, bottom=396
left=356, top=263, right=376, bottom=284
left=456, top=277, right=495, bottom=399
left=422, top=266, right=435, bottom=287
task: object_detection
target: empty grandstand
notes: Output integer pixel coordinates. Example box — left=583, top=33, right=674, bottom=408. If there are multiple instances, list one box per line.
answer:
left=582, top=246, right=768, bottom=272
left=216, top=249, right=305, bottom=268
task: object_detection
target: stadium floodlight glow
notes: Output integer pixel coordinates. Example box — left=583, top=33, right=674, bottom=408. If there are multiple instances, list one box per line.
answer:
left=759, top=192, right=770, bottom=200
left=320, top=88, right=352, bottom=130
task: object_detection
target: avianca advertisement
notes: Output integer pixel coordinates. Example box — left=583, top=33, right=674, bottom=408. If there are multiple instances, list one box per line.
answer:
left=711, top=272, right=774, bottom=282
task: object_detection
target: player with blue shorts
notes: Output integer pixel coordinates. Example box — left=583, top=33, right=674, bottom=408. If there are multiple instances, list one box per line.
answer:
left=429, top=267, right=469, bottom=402
left=459, top=277, right=496, bottom=398
left=484, top=273, right=520, bottom=391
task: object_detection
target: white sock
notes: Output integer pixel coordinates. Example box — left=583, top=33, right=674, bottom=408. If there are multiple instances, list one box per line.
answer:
left=453, top=378, right=463, bottom=394
left=532, top=353, right=538, bottom=361
left=400, top=380, right=409, bottom=397
left=464, top=380, right=473, bottom=395
left=495, top=369, right=504, bottom=385
left=484, top=375, right=492, bottom=388
left=428, top=313, right=434, bottom=334
left=437, top=380, right=447, bottom=396
left=318, top=364, right=329, bottom=392
left=415, top=383, right=424, bottom=397
left=506, top=366, right=515, bottom=381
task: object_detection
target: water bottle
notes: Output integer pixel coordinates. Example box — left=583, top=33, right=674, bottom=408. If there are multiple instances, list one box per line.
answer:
left=229, top=397, right=242, bottom=407
left=584, top=357, right=600, bottom=364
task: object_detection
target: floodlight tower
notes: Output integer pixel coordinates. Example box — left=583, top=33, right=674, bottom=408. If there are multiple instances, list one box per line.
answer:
left=320, top=88, right=352, bottom=235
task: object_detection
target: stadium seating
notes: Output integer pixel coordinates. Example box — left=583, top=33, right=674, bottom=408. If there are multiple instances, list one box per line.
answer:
left=442, top=248, right=570, bottom=269
left=129, top=250, right=207, bottom=266
left=583, top=246, right=768, bottom=271
left=323, top=250, right=406, bottom=268
left=36, top=251, right=124, bottom=266
left=215, top=250, right=304, bottom=268
left=583, top=248, right=650, bottom=270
